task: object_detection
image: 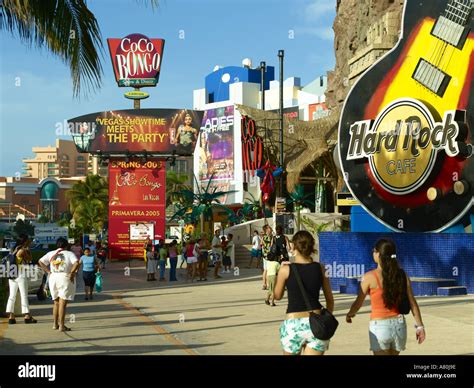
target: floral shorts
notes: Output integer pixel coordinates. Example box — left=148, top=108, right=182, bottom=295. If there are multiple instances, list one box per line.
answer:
left=280, top=317, right=330, bottom=354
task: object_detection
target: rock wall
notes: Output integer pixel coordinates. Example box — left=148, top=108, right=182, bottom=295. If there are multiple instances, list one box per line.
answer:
left=326, top=0, right=405, bottom=110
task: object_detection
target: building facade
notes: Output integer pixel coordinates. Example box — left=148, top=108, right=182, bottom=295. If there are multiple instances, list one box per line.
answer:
left=0, top=176, right=82, bottom=223
left=22, top=139, right=96, bottom=179
left=193, top=62, right=327, bottom=206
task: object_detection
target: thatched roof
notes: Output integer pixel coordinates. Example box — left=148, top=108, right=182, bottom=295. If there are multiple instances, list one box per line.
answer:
left=235, top=104, right=341, bottom=192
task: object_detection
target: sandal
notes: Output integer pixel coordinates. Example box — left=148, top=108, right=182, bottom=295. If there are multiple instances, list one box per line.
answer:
left=52, top=325, right=59, bottom=330
left=59, top=326, right=71, bottom=332
left=24, top=317, right=37, bottom=324
left=8, top=318, right=16, bottom=324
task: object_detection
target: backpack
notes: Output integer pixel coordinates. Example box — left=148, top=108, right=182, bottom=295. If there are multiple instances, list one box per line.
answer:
left=2, top=249, right=18, bottom=279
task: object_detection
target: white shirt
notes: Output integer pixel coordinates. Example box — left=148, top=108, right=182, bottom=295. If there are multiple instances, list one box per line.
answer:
left=252, top=235, right=261, bottom=250
left=39, top=249, right=79, bottom=274
left=227, top=240, right=235, bottom=261
left=212, top=236, right=221, bottom=255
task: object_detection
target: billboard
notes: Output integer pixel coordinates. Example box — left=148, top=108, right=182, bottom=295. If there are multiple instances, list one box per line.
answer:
left=309, top=103, right=329, bottom=121
left=107, top=34, right=165, bottom=87
left=197, top=106, right=235, bottom=182
left=269, top=106, right=300, bottom=120
left=34, top=225, right=68, bottom=245
left=68, top=109, right=203, bottom=156
left=108, top=158, right=166, bottom=259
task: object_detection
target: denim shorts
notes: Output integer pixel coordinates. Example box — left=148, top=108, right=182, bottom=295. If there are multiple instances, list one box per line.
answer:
left=369, top=315, right=407, bottom=352
left=280, top=317, right=330, bottom=354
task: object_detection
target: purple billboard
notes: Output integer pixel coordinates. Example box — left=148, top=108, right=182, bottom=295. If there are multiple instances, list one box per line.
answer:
left=197, top=106, right=234, bottom=182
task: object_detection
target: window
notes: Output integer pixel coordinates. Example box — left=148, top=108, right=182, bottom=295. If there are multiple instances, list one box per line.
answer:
left=77, top=156, right=85, bottom=162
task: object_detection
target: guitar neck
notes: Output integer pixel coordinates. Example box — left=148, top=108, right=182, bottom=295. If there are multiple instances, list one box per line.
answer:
left=444, top=0, right=473, bottom=26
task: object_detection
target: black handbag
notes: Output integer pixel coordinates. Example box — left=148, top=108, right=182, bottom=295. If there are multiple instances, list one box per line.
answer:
left=292, top=264, right=339, bottom=341
left=398, top=269, right=411, bottom=315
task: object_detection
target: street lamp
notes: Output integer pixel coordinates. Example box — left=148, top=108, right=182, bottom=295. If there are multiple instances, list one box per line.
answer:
left=278, top=50, right=285, bottom=197
left=256, top=61, right=266, bottom=110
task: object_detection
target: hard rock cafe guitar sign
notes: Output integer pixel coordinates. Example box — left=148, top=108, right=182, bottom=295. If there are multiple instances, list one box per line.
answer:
left=338, top=0, right=474, bottom=232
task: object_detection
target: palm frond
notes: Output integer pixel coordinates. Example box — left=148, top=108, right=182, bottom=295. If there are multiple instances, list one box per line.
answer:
left=1, top=0, right=104, bottom=97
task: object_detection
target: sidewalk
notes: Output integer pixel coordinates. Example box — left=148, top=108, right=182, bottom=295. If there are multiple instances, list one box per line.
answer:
left=1, top=260, right=473, bottom=355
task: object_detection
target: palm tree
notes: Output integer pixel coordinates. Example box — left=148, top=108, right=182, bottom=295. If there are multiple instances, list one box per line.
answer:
left=170, top=174, right=236, bottom=235
left=243, top=192, right=263, bottom=220
left=0, top=0, right=158, bottom=97
left=166, top=170, right=190, bottom=208
left=74, top=200, right=105, bottom=234
left=66, top=174, right=108, bottom=231
left=287, top=184, right=314, bottom=232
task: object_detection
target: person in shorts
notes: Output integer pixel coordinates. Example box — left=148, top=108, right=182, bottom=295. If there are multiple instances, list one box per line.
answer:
left=38, top=238, right=81, bottom=332
left=274, top=231, right=334, bottom=355
left=186, top=239, right=198, bottom=281
left=265, top=254, right=280, bottom=306
left=261, top=225, right=274, bottom=290
left=346, top=239, right=426, bottom=355
left=247, top=230, right=262, bottom=269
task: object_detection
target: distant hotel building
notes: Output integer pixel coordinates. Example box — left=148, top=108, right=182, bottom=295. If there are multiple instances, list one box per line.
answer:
left=22, top=139, right=99, bottom=179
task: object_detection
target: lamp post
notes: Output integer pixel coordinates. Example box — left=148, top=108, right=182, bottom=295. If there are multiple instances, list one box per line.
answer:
left=259, top=61, right=266, bottom=110
left=278, top=50, right=285, bottom=197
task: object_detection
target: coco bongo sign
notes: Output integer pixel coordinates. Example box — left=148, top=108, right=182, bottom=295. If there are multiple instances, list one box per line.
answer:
left=107, top=34, right=165, bottom=87
left=339, top=0, right=474, bottom=233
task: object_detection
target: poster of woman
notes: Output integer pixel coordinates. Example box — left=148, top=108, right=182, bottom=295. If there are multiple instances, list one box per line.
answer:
left=198, top=106, right=234, bottom=182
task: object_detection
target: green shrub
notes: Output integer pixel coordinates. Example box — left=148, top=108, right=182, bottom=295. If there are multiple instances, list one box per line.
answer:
left=0, top=277, right=8, bottom=316
left=31, top=250, right=47, bottom=264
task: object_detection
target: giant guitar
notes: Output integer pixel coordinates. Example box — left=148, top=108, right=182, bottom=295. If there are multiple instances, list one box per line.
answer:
left=338, top=0, right=474, bottom=232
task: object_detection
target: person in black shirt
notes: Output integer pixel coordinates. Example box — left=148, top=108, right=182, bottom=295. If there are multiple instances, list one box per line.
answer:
left=274, top=230, right=334, bottom=355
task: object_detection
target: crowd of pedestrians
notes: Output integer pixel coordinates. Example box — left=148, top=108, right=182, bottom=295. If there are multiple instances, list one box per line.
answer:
left=3, top=228, right=427, bottom=356
left=143, top=229, right=236, bottom=283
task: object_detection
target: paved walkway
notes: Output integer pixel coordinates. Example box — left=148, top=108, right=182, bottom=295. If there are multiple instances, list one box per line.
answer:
left=1, top=261, right=473, bottom=355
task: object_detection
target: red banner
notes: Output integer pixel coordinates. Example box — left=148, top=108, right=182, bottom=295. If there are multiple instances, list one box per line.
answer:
left=108, top=158, right=166, bottom=259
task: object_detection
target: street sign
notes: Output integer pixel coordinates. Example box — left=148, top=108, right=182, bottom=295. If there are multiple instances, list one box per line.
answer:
left=124, top=91, right=150, bottom=100
left=34, top=225, right=68, bottom=245
left=336, top=192, right=359, bottom=207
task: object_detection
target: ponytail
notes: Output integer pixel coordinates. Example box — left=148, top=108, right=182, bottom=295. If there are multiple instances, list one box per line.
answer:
left=375, top=239, right=404, bottom=309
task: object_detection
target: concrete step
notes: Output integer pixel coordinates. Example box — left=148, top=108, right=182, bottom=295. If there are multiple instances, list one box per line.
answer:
left=338, top=277, right=459, bottom=296
left=437, top=286, right=468, bottom=296
left=410, top=278, right=458, bottom=296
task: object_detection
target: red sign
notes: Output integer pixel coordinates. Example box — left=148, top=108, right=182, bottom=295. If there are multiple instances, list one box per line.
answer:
left=309, top=103, right=329, bottom=121
left=108, top=158, right=166, bottom=259
left=241, top=115, right=263, bottom=178
left=107, top=34, right=165, bottom=87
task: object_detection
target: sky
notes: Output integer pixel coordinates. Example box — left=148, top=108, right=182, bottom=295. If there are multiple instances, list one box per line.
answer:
left=0, top=0, right=336, bottom=176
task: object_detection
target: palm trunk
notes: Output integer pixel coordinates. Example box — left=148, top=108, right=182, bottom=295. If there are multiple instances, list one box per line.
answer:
left=296, top=208, right=301, bottom=232
left=200, top=212, right=204, bottom=235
